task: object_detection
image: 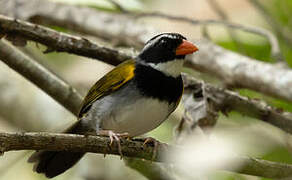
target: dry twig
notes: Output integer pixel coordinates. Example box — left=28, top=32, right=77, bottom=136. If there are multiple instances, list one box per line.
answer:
left=182, top=74, right=292, bottom=134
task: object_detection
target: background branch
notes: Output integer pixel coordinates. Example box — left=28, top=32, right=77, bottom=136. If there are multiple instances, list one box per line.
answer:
left=248, top=0, right=292, bottom=46
left=182, top=74, right=292, bottom=134
left=0, top=40, right=82, bottom=116
left=185, top=39, right=292, bottom=102
left=206, top=0, right=246, bottom=56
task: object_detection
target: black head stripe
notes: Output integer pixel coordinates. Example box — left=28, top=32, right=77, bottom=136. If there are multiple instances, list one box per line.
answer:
left=138, top=33, right=187, bottom=64
left=145, top=33, right=186, bottom=45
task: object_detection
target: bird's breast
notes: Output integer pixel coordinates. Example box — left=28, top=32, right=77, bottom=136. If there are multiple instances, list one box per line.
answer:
left=101, top=97, right=173, bottom=137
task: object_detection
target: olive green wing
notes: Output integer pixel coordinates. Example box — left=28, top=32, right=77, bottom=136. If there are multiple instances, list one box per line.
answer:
left=78, top=60, right=136, bottom=118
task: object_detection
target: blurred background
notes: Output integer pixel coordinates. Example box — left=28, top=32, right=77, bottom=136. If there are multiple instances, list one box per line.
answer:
left=0, top=0, right=292, bottom=180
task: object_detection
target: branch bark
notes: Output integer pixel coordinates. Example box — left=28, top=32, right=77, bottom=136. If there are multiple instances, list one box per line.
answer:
left=0, top=15, right=130, bottom=65
left=0, top=132, right=291, bottom=179
left=185, top=39, right=292, bottom=102
left=0, top=132, right=167, bottom=161
left=182, top=74, right=292, bottom=134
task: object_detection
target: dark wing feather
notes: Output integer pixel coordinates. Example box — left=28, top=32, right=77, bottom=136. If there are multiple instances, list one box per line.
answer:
left=78, top=60, right=136, bottom=118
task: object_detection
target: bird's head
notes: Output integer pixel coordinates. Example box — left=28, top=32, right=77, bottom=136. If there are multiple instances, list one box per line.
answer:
left=137, top=33, right=198, bottom=77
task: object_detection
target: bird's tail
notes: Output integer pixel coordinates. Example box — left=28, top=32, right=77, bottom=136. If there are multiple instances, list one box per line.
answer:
left=28, top=121, right=87, bottom=178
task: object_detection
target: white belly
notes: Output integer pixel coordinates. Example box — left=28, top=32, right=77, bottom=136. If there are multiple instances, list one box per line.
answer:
left=101, top=97, right=170, bottom=136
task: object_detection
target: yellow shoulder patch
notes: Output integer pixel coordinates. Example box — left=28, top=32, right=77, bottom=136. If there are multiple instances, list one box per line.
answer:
left=78, top=60, right=135, bottom=118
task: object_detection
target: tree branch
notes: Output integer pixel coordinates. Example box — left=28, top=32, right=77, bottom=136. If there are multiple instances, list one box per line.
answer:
left=185, top=39, right=292, bottom=102
left=0, top=132, right=291, bottom=178
left=182, top=74, right=292, bottom=134
left=0, top=132, right=167, bottom=161
left=0, top=15, right=130, bottom=65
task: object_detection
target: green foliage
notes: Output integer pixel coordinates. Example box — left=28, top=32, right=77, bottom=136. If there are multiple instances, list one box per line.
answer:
left=217, top=41, right=272, bottom=63
left=262, top=147, right=292, bottom=164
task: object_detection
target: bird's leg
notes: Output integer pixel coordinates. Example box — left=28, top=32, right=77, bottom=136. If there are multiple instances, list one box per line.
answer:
left=142, top=137, right=160, bottom=161
left=97, top=130, right=129, bottom=158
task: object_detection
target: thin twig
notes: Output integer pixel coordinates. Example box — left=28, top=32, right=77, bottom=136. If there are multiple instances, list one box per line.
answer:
left=206, top=0, right=246, bottom=54
left=107, top=0, right=128, bottom=13
left=248, top=0, right=292, bottom=47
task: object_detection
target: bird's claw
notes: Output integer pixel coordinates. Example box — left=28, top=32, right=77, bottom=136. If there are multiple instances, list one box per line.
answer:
left=98, top=130, right=129, bottom=159
left=142, top=137, right=159, bottom=161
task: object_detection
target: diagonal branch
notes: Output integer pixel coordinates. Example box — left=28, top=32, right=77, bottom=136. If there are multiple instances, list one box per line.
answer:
left=0, top=40, right=82, bottom=116
left=0, top=15, right=130, bottom=65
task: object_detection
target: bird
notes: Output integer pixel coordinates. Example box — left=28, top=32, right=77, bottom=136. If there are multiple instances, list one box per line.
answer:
left=28, top=32, right=198, bottom=178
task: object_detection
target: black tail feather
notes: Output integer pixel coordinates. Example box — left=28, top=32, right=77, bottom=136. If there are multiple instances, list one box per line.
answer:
left=28, top=121, right=88, bottom=178
left=28, top=150, right=84, bottom=178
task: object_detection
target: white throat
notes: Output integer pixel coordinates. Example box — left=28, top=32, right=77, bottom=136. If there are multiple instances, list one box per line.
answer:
left=148, top=59, right=184, bottom=77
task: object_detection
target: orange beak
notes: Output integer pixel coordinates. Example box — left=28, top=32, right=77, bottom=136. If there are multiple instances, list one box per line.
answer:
left=175, top=40, right=198, bottom=55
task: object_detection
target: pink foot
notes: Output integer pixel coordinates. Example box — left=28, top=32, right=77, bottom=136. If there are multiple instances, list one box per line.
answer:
left=98, top=130, right=129, bottom=158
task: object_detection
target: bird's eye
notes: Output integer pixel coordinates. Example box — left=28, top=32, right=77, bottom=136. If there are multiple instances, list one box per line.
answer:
left=160, top=39, right=166, bottom=44
left=160, top=39, right=172, bottom=49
